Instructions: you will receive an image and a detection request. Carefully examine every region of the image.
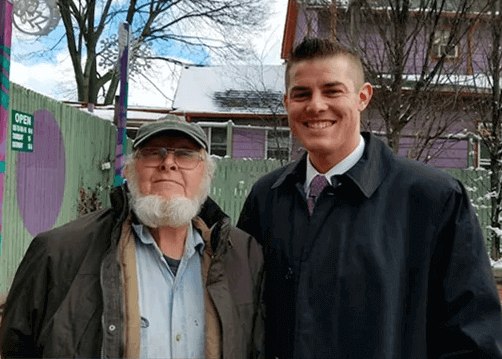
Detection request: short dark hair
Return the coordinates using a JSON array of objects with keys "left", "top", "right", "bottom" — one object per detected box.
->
[{"left": 285, "top": 37, "right": 365, "bottom": 90}]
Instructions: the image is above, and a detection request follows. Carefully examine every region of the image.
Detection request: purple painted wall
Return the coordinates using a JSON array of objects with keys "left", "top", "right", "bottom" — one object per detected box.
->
[
  {"left": 293, "top": 5, "right": 492, "bottom": 169},
  {"left": 16, "top": 110, "right": 65, "bottom": 236},
  {"left": 397, "top": 137, "right": 468, "bottom": 168},
  {"left": 471, "top": 23, "right": 493, "bottom": 74},
  {"left": 232, "top": 128, "right": 266, "bottom": 158},
  {"left": 363, "top": 108, "right": 474, "bottom": 168},
  {"left": 297, "top": 6, "right": 484, "bottom": 77}
]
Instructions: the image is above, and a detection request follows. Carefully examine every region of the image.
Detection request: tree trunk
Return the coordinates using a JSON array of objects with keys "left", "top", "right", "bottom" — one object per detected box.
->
[
  {"left": 104, "top": 72, "right": 120, "bottom": 106},
  {"left": 387, "top": 129, "right": 401, "bottom": 154},
  {"left": 490, "top": 165, "right": 501, "bottom": 260},
  {"left": 89, "top": 58, "right": 98, "bottom": 104},
  {"left": 490, "top": 0, "right": 502, "bottom": 260}
]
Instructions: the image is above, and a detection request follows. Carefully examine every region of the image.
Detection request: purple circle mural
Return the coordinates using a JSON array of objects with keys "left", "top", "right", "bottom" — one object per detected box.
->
[{"left": 16, "top": 110, "right": 66, "bottom": 236}]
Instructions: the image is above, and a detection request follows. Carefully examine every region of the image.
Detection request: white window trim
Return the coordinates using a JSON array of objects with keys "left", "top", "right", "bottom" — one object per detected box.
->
[
  {"left": 265, "top": 128, "right": 292, "bottom": 161},
  {"left": 205, "top": 126, "right": 228, "bottom": 157},
  {"left": 199, "top": 121, "right": 291, "bottom": 160},
  {"left": 432, "top": 29, "right": 459, "bottom": 60},
  {"left": 477, "top": 122, "right": 492, "bottom": 168}
]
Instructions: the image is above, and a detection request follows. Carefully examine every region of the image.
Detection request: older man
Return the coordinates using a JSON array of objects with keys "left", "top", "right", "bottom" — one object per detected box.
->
[{"left": 0, "top": 116, "right": 265, "bottom": 358}]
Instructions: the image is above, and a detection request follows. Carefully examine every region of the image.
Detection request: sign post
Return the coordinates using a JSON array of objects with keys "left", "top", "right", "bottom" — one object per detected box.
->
[
  {"left": 0, "top": 0, "right": 13, "bottom": 255},
  {"left": 114, "top": 22, "right": 131, "bottom": 187}
]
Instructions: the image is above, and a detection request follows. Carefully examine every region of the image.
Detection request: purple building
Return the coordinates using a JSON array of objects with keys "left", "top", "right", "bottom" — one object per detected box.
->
[
  {"left": 171, "top": 65, "right": 304, "bottom": 162},
  {"left": 173, "top": 0, "right": 495, "bottom": 169},
  {"left": 282, "top": 0, "right": 494, "bottom": 169}
]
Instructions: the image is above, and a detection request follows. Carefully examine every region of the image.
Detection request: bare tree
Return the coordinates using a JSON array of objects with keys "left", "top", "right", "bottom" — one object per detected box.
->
[
  {"left": 220, "top": 60, "right": 290, "bottom": 164},
  {"left": 461, "top": 0, "right": 502, "bottom": 259},
  {"left": 332, "top": 0, "right": 487, "bottom": 155},
  {"left": 54, "top": 0, "right": 269, "bottom": 105},
  {"left": 292, "top": 0, "right": 485, "bottom": 161}
]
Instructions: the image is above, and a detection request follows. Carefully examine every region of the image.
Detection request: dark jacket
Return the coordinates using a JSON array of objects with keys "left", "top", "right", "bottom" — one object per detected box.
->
[
  {"left": 238, "top": 132, "right": 502, "bottom": 359},
  {"left": 0, "top": 184, "right": 265, "bottom": 358}
]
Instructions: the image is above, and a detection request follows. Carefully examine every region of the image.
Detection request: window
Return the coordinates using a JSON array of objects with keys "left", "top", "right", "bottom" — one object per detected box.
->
[
  {"left": 207, "top": 127, "right": 227, "bottom": 157},
  {"left": 266, "top": 129, "right": 290, "bottom": 161},
  {"left": 478, "top": 141, "right": 490, "bottom": 168},
  {"left": 477, "top": 122, "right": 493, "bottom": 169},
  {"left": 432, "top": 29, "right": 459, "bottom": 60}
]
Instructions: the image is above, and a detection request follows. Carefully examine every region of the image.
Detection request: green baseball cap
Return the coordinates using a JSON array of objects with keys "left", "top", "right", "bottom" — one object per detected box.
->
[{"left": 133, "top": 114, "right": 208, "bottom": 149}]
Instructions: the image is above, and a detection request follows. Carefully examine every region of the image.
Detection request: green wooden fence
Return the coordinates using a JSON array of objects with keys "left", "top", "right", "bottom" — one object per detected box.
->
[{"left": 210, "top": 158, "right": 283, "bottom": 224}]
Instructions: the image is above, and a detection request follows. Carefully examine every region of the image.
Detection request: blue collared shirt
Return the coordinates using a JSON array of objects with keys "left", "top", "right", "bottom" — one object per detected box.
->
[{"left": 132, "top": 221, "right": 206, "bottom": 359}]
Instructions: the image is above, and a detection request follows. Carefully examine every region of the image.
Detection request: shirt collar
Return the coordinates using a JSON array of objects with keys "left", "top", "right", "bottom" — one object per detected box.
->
[
  {"left": 304, "top": 134, "right": 365, "bottom": 193},
  {"left": 132, "top": 220, "right": 205, "bottom": 257},
  {"left": 272, "top": 132, "right": 392, "bottom": 199}
]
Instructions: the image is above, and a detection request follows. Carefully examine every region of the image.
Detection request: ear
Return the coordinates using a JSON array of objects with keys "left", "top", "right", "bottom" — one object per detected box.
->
[
  {"left": 283, "top": 93, "right": 290, "bottom": 112},
  {"left": 358, "top": 83, "right": 373, "bottom": 112}
]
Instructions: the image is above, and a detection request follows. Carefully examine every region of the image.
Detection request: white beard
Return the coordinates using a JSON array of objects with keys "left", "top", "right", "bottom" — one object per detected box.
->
[
  {"left": 126, "top": 166, "right": 210, "bottom": 228},
  {"left": 129, "top": 194, "right": 202, "bottom": 228}
]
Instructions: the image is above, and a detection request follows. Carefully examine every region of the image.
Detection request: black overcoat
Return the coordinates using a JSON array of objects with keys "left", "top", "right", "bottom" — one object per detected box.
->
[{"left": 238, "top": 132, "right": 502, "bottom": 359}]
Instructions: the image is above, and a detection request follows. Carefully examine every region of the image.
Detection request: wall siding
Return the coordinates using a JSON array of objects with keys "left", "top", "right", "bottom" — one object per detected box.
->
[
  {"left": 1, "top": 84, "right": 132, "bottom": 295},
  {"left": 232, "top": 128, "right": 266, "bottom": 158}
]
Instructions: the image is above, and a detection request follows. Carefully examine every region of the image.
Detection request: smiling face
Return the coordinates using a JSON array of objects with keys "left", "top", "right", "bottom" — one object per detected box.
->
[
  {"left": 134, "top": 134, "right": 205, "bottom": 201},
  {"left": 284, "top": 55, "right": 372, "bottom": 173}
]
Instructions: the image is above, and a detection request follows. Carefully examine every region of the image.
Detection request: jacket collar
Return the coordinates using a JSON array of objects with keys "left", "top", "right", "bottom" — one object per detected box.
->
[
  {"left": 271, "top": 132, "right": 392, "bottom": 198},
  {"left": 196, "top": 197, "right": 232, "bottom": 256},
  {"left": 110, "top": 183, "right": 138, "bottom": 214},
  {"left": 271, "top": 153, "right": 307, "bottom": 190},
  {"left": 344, "top": 132, "right": 393, "bottom": 198},
  {"left": 197, "top": 196, "right": 230, "bottom": 229}
]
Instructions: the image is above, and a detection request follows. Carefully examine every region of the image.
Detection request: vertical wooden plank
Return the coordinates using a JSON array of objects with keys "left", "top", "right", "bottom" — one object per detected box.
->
[{"left": 209, "top": 157, "right": 283, "bottom": 224}]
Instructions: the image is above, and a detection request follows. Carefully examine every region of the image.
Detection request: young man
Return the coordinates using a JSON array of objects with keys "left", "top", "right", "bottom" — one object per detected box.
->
[
  {"left": 238, "top": 38, "right": 502, "bottom": 358},
  {"left": 0, "top": 116, "right": 265, "bottom": 358}
]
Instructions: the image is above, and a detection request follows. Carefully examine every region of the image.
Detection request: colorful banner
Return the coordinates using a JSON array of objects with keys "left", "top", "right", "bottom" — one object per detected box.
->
[
  {"left": 114, "top": 22, "right": 131, "bottom": 187},
  {"left": 0, "top": 0, "right": 13, "bottom": 254}
]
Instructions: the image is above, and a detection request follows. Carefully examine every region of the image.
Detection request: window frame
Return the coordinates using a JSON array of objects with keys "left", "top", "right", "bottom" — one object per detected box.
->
[
  {"left": 476, "top": 121, "right": 493, "bottom": 169},
  {"left": 431, "top": 28, "right": 460, "bottom": 62},
  {"left": 206, "top": 127, "right": 228, "bottom": 157},
  {"left": 265, "top": 128, "right": 291, "bottom": 161}
]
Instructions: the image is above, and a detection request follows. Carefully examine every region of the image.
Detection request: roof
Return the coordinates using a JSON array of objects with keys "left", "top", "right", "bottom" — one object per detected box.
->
[
  {"left": 63, "top": 101, "right": 171, "bottom": 130},
  {"left": 172, "top": 65, "right": 287, "bottom": 115},
  {"left": 297, "top": 0, "right": 349, "bottom": 7},
  {"left": 297, "top": 0, "right": 489, "bottom": 12}
]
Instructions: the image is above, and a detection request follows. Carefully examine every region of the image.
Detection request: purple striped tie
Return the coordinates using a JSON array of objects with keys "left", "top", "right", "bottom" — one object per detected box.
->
[{"left": 308, "top": 175, "right": 328, "bottom": 215}]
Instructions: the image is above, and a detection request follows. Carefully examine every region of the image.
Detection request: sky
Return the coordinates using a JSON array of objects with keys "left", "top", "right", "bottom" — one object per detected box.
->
[{"left": 8, "top": 0, "right": 289, "bottom": 109}]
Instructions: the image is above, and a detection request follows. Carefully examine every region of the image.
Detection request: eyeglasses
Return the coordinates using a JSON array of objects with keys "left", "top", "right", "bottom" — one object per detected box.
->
[{"left": 135, "top": 147, "right": 204, "bottom": 169}]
